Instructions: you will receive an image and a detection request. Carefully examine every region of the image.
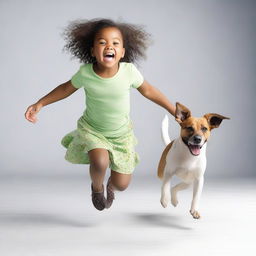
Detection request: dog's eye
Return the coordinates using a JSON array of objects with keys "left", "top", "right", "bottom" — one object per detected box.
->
[
  {"left": 201, "top": 127, "right": 208, "bottom": 132},
  {"left": 186, "top": 127, "right": 194, "bottom": 132}
]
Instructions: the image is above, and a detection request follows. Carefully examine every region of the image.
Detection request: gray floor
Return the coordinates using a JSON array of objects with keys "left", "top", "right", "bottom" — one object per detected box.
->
[{"left": 0, "top": 174, "right": 255, "bottom": 256}]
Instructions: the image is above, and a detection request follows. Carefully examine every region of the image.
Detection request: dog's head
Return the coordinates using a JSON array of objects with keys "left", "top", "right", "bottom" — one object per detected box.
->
[{"left": 175, "top": 102, "right": 230, "bottom": 156}]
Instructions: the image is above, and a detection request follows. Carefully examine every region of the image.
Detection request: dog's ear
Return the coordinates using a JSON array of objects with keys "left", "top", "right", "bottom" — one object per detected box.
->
[
  {"left": 204, "top": 113, "right": 230, "bottom": 130},
  {"left": 175, "top": 102, "right": 191, "bottom": 124}
]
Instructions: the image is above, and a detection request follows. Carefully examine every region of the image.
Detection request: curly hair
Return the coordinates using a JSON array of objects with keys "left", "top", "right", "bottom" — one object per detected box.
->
[{"left": 62, "top": 18, "right": 151, "bottom": 64}]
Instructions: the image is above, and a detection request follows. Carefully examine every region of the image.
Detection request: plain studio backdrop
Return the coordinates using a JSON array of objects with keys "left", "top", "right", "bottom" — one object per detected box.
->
[
  {"left": 1, "top": 0, "right": 255, "bottom": 179},
  {"left": 0, "top": 0, "right": 255, "bottom": 256}
]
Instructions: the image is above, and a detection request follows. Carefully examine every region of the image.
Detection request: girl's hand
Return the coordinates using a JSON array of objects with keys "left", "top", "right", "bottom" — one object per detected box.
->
[{"left": 25, "top": 103, "right": 43, "bottom": 123}]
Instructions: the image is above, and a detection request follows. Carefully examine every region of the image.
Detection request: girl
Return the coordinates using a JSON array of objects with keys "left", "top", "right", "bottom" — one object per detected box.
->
[{"left": 25, "top": 18, "right": 176, "bottom": 211}]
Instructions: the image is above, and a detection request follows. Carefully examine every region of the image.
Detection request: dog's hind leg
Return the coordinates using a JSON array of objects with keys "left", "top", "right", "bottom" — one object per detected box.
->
[
  {"left": 160, "top": 171, "right": 174, "bottom": 208},
  {"left": 171, "top": 182, "right": 191, "bottom": 207}
]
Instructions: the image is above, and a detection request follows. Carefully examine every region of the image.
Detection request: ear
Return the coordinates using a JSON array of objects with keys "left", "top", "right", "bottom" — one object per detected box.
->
[
  {"left": 91, "top": 47, "right": 94, "bottom": 57},
  {"left": 121, "top": 47, "right": 125, "bottom": 58},
  {"left": 204, "top": 113, "right": 230, "bottom": 130},
  {"left": 175, "top": 102, "right": 192, "bottom": 124}
]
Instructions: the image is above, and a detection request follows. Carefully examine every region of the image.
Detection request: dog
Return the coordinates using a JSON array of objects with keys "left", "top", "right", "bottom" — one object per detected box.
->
[{"left": 158, "top": 102, "right": 229, "bottom": 219}]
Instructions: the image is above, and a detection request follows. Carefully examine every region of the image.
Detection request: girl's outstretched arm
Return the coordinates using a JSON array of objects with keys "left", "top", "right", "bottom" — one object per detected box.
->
[
  {"left": 137, "top": 80, "right": 176, "bottom": 116},
  {"left": 25, "top": 80, "right": 78, "bottom": 123}
]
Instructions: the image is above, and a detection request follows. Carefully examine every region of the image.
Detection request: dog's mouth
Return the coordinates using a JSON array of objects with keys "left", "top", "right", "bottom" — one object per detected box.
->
[
  {"left": 188, "top": 143, "right": 202, "bottom": 156},
  {"left": 182, "top": 139, "right": 203, "bottom": 156}
]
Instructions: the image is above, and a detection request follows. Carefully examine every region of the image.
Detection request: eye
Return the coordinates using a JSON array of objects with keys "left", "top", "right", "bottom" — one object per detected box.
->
[
  {"left": 186, "top": 127, "right": 194, "bottom": 133},
  {"left": 113, "top": 41, "right": 120, "bottom": 45},
  {"left": 99, "top": 41, "right": 106, "bottom": 45},
  {"left": 201, "top": 127, "right": 208, "bottom": 132}
]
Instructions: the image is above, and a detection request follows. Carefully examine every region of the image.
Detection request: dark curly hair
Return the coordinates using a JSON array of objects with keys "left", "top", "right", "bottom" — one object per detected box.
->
[{"left": 62, "top": 18, "right": 151, "bottom": 64}]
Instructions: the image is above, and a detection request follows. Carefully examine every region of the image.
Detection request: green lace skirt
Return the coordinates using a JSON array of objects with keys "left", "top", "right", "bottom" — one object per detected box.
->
[{"left": 61, "top": 117, "right": 140, "bottom": 174}]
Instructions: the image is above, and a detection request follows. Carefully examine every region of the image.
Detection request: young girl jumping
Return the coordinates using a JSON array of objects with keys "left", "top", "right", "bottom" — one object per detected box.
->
[{"left": 25, "top": 18, "right": 176, "bottom": 211}]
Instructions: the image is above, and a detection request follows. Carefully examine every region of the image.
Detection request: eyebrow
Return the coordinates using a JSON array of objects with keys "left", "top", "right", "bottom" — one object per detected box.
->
[{"left": 97, "top": 37, "right": 121, "bottom": 41}]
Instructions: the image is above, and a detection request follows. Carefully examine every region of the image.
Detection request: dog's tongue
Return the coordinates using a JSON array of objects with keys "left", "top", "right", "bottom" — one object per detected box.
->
[{"left": 190, "top": 145, "right": 200, "bottom": 156}]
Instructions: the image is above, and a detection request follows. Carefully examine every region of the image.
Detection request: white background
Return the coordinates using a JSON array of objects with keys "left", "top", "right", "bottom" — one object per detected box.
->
[
  {"left": 0, "top": 1, "right": 255, "bottom": 255},
  {"left": 1, "top": 0, "right": 255, "bottom": 178}
]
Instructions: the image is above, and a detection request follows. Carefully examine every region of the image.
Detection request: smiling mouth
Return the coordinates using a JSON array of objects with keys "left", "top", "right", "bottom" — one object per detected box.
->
[
  {"left": 187, "top": 143, "right": 202, "bottom": 156},
  {"left": 182, "top": 139, "right": 203, "bottom": 156},
  {"left": 103, "top": 53, "right": 115, "bottom": 62}
]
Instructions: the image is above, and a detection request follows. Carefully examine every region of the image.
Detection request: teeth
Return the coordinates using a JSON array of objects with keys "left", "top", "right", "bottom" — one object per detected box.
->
[
  {"left": 105, "top": 53, "right": 114, "bottom": 57},
  {"left": 189, "top": 143, "right": 200, "bottom": 148}
]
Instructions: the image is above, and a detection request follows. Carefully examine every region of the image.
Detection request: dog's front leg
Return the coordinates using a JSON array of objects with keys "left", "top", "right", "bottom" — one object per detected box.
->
[
  {"left": 190, "top": 177, "right": 204, "bottom": 219},
  {"left": 160, "top": 171, "right": 173, "bottom": 208}
]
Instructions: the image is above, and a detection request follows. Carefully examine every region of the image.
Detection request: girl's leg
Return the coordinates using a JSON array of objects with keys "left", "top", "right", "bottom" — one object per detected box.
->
[
  {"left": 105, "top": 170, "right": 132, "bottom": 209},
  {"left": 88, "top": 148, "right": 109, "bottom": 192},
  {"left": 88, "top": 148, "right": 109, "bottom": 211},
  {"left": 110, "top": 170, "right": 132, "bottom": 191}
]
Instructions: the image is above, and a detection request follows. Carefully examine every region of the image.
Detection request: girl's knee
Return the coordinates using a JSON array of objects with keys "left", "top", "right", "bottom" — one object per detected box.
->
[
  {"left": 110, "top": 171, "right": 132, "bottom": 191},
  {"left": 112, "top": 180, "right": 130, "bottom": 191},
  {"left": 91, "top": 160, "right": 108, "bottom": 172},
  {"left": 88, "top": 149, "right": 109, "bottom": 171}
]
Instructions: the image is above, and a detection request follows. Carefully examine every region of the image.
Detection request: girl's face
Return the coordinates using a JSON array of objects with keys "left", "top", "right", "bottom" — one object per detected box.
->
[{"left": 91, "top": 27, "right": 125, "bottom": 69}]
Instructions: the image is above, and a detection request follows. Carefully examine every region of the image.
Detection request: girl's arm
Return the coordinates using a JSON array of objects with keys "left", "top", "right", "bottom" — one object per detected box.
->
[
  {"left": 137, "top": 80, "right": 176, "bottom": 116},
  {"left": 25, "top": 80, "right": 78, "bottom": 123}
]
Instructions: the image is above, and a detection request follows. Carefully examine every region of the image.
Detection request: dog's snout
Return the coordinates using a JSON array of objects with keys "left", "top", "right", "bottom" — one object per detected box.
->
[{"left": 193, "top": 135, "right": 202, "bottom": 144}]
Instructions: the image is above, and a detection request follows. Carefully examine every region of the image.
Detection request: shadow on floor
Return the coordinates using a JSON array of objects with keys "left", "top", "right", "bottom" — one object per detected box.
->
[
  {"left": 0, "top": 211, "right": 92, "bottom": 228},
  {"left": 129, "top": 212, "right": 193, "bottom": 230}
]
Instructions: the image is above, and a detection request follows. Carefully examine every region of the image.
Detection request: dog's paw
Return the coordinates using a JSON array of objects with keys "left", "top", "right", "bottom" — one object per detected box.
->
[
  {"left": 171, "top": 197, "right": 178, "bottom": 207},
  {"left": 160, "top": 196, "right": 169, "bottom": 208},
  {"left": 190, "top": 209, "right": 201, "bottom": 219},
  {"left": 171, "top": 188, "right": 178, "bottom": 207}
]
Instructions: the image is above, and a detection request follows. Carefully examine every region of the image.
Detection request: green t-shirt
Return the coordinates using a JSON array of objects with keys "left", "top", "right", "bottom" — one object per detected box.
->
[{"left": 71, "top": 62, "right": 144, "bottom": 137}]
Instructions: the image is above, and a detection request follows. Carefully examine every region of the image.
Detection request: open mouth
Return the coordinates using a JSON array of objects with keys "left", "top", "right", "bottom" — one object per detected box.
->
[
  {"left": 103, "top": 52, "right": 115, "bottom": 62},
  {"left": 187, "top": 143, "right": 202, "bottom": 156}
]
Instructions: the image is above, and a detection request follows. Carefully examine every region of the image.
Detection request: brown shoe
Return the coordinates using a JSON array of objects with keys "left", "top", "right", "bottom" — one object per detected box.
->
[
  {"left": 91, "top": 184, "right": 106, "bottom": 211},
  {"left": 105, "top": 177, "right": 115, "bottom": 209}
]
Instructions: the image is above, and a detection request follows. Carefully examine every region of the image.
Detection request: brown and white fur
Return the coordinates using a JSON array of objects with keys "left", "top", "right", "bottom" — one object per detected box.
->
[{"left": 158, "top": 102, "right": 229, "bottom": 219}]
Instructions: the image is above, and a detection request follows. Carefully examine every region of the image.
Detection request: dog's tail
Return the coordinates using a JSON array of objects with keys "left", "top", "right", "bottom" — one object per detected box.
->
[
  {"left": 161, "top": 114, "right": 171, "bottom": 146},
  {"left": 158, "top": 115, "right": 172, "bottom": 179}
]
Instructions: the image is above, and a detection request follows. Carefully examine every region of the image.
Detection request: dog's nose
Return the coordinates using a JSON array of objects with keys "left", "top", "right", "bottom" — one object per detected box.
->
[{"left": 193, "top": 135, "right": 202, "bottom": 144}]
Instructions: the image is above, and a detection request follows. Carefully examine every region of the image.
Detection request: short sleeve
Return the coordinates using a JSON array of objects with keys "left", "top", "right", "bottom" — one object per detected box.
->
[
  {"left": 71, "top": 65, "right": 86, "bottom": 89},
  {"left": 130, "top": 64, "right": 144, "bottom": 89}
]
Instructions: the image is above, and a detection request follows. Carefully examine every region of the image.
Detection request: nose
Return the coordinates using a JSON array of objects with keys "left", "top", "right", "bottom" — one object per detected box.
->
[
  {"left": 106, "top": 45, "right": 113, "bottom": 50},
  {"left": 193, "top": 135, "right": 202, "bottom": 144}
]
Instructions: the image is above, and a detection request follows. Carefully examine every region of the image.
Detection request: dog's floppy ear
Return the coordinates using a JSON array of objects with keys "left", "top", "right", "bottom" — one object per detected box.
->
[
  {"left": 204, "top": 113, "right": 230, "bottom": 130},
  {"left": 175, "top": 102, "right": 191, "bottom": 124}
]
